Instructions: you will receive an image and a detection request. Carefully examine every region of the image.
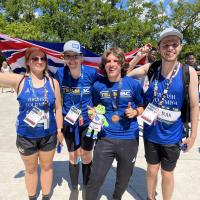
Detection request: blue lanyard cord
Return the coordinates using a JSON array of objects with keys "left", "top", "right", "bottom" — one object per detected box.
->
[
  {"left": 108, "top": 78, "right": 123, "bottom": 112},
  {"left": 28, "top": 75, "right": 48, "bottom": 111},
  {"left": 68, "top": 65, "right": 84, "bottom": 110},
  {"left": 153, "top": 63, "right": 178, "bottom": 107}
]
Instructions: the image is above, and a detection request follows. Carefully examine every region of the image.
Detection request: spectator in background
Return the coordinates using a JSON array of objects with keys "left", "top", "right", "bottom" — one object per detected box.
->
[
  {"left": 1, "top": 61, "right": 14, "bottom": 93},
  {"left": 148, "top": 47, "right": 157, "bottom": 63},
  {"left": 185, "top": 52, "right": 200, "bottom": 71}
]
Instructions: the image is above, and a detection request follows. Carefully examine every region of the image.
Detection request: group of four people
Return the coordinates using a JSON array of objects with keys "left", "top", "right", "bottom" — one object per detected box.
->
[{"left": 0, "top": 27, "right": 199, "bottom": 200}]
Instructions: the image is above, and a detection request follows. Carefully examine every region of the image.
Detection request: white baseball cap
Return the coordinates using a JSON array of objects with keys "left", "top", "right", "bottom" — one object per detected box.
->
[
  {"left": 63, "top": 40, "right": 82, "bottom": 53},
  {"left": 158, "top": 27, "right": 183, "bottom": 43}
]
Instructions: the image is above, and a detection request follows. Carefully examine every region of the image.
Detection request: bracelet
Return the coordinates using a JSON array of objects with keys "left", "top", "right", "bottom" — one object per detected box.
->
[{"left": 57, "top": 128, "right": 63, "bottom": 133}]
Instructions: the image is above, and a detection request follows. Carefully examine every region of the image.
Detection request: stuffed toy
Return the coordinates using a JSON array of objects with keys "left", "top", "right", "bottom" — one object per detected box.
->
[{"left": 86, "top": 104, "right": 109, "bottom": 139}]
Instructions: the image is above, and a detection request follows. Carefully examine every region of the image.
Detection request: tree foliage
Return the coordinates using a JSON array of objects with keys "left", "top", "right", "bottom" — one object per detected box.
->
[{"left": 0, "top": 0, "right": 199, "bottom": 60}]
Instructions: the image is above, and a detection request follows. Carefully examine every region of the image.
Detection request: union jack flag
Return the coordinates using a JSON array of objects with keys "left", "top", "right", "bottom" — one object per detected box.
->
[{"left": 0, "top": 33, "right": 146, "bottom": 74}]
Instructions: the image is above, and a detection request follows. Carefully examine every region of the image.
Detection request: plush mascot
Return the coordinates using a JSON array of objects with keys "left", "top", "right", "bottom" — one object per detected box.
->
[{"left": 86, "top": 105, "right": 109, "bottom": 139}]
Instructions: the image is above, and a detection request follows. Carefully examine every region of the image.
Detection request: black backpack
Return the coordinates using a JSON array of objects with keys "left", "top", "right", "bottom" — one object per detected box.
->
[{"left": 147, "top": 60, "right": 190, "bottom": 137}]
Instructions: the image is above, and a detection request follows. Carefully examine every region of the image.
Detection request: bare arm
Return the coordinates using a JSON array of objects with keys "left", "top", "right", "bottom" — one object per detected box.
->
[
  {"left": 0, "top": 72, "right": 23, "bottom": 91},
  {"left": 127, "top": 63, "right": 151, "bottom": 79},
  {"left": 184, "top": 67, "right": 199, "bottom": 151},
  {"left": 53, "top": 78, "right": 64, "bottom": 144}
]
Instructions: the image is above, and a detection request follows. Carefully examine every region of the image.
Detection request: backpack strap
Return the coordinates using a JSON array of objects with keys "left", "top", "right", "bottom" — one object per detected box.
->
[
  {"left": 181, "top": 64, "right": 190, "bottom": 137},
  {"left": 147, "top": 60, "right": 162, "bottom": 83}
]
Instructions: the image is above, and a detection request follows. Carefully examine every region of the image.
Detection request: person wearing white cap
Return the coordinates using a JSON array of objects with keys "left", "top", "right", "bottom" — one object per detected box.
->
[
  {"left": 127, "top": 27, "right": 199, "bottom": 200},
  {"left": 55, "top": 40, "right": 101, "bottom": 200}
]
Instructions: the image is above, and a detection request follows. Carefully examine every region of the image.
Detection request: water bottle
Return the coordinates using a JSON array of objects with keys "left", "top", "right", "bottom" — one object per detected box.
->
[{"left": 57, "top": 143, "right": 62, "bottom": 153}]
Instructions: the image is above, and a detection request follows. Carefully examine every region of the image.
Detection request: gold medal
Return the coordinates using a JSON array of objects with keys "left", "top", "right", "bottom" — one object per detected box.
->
[{"left": 112, "top": 114, "right": 120, "bottom": 123}]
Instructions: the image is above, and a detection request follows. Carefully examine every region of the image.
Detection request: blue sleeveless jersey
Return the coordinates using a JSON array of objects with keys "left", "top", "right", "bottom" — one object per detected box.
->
[
  {"left": 55, "top": 65, "right": 99, "bottom": 126},
  {"left": 143, "top": 64, "right": 185, "bottom": 144},
  {"left": 92, "top": 76, "right": 144, "bottom": 139},
  {"left": 16, "top": 77, "right": 56, "bottom": 138}
]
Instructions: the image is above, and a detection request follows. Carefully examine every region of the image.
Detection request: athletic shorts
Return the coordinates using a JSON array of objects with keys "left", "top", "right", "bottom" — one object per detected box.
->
[
  {"left": 144, "top": 139, "right": 180, "bottom": 172},
  {"left": 16, "top": 134, "right": 57, "bottom": 156},
  {"left": 63, "top": 125, "right": 94, "bottom": 152}
]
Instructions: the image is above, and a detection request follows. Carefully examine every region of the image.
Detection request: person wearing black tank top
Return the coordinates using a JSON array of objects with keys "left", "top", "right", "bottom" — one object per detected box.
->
[{"left": 0, "top": 47, "right": 63, "bottom": 200}]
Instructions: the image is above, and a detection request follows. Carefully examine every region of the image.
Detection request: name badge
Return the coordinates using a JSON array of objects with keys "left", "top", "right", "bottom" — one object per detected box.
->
[
  {"left": 24, "top": 106, "right": 44, "bottom": 128},
  {"left": 64, "top": 106, "right": 81, "bottom": 125},
  {"left": 43, "top": 112, "right": 49, "bottom": 130},
  {"left": 141, "top": 103, "right": 160, "bottom": 125}
]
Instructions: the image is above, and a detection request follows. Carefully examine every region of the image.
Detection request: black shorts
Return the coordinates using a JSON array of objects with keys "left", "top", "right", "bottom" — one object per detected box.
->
[
  {"left": 16, "top": 134, "right": 57, "bottom": 156},
  {"left": 144, "top": 139, "right": 180, "bottom": 172},
  {"left": 63, "top": 125, "right": 94, "bottom": 152}
]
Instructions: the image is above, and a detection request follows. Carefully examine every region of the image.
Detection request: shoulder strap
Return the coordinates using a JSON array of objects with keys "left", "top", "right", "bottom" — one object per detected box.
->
[
  {"left": 17, "top": 75, "right": 26, "bottom": 95},
  {"left": 147, "top": 60, "right": 162, "bottom": 83},
  {"left": 50, "top": 76, "right": 55, "bottom": 92},
  {"left": 181, "top": 64, "right": 190, "bottom": 137}
]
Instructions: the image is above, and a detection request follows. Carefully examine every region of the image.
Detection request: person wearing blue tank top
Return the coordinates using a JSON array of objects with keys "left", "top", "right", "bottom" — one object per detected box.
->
[
  {"left": 128, "top": 28, "right": 199, "bottom": 200},
  {"left": 85, "top": 47, "right": 144, "bottom": 200},
  {"left": 55, "top": 40, "right": 101, "bottom": 200},
  {"left": 0, "top": 47, "right": 63, "bottom": 200}
]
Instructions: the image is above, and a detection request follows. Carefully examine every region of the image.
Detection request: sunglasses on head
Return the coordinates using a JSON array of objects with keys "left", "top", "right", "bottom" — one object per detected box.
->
[{"left": 31, "top": 56, "right": 47, "bottom": 62}]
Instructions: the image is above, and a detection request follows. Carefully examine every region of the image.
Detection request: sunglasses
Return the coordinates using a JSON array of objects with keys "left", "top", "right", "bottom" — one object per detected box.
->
[
  {"left": 31, "top": 57, "right": 47, "bottom": 62},
  {"left": 64, "top": 54, "right": 82, "bottom": 60}
]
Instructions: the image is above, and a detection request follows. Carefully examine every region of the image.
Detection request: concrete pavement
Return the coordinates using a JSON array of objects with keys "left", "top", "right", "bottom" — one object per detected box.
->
[{"left": 0, "top": 92, "right": 199, "bottom": 200}]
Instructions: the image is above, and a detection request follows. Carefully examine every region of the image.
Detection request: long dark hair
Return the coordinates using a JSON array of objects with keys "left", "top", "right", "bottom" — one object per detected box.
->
[{"left": 99, "top": 47, "right": 128, "bottom": 77}]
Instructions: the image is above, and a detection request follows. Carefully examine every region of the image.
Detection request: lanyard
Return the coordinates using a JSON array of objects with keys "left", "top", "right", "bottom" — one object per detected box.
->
[
  {"left": 108, "top": 79, "right": 123, "bottom": 112},
  {"left": 68, "top": 65, "right": 84, "bottom": 110},
  {"left": 29, "top": 75, "right": 48, "bottom": 111},
  {"left": 153, "top": 63, "right": 178, "bottom": 107}
]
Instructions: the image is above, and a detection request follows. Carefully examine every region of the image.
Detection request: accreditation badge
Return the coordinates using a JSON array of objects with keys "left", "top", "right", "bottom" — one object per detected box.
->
[
  {"left": 24, "top": 106, "right": 44, "bottom": 128},
  {"left": 141, "top": 103, "right": 160, "bottom": 125},
  {"left": 64, "top": 106, "right": 81, "bottom": 125},
  {"left": 43, "top": 112, "right": 49, "bottom": 130}
]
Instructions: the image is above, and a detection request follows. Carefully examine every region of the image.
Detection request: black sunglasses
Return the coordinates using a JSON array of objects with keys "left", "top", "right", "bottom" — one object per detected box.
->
[{"left": 31, "top": 57, "right": 47, "bottom": 62}]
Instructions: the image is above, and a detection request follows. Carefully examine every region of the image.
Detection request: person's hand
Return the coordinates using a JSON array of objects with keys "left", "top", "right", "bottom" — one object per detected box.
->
[
  {"left": 87, "top": 105, "right": 95, "bottom": 120},
  {"left": 136, "top": 43, "right": 152, "bottom": 59},
  {"left": 181, "top": 135, "right": 196, "bottom": 152},
  {"left": 124, "top": 102, "right": 138, "bottom": 119},
  {"left": 57, "top": 131, "right": 64, "bottom": 145}
]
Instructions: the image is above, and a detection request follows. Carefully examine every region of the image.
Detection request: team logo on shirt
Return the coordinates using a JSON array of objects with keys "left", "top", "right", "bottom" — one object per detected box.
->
[
  {"left": 100, "top": 90, "right": 131, "bottom": 99},
  {"left": 62, "top": 86, "right": 90, "bottom": 95}
]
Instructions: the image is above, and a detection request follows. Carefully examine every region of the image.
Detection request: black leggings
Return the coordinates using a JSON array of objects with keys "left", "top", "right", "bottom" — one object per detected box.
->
[{"left": 86, "top": 137, "right": 139, "bottom": 200}]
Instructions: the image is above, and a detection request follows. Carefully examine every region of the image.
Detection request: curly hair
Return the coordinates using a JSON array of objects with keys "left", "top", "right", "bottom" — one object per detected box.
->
[{"left": 99, "top": 47, "right": 128, "bottom": 77}]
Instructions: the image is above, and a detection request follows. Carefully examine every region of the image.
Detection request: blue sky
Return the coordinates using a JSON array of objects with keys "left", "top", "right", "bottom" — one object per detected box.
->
[{"left": 118, "top": 0, "right": 196, "bottom": 16}]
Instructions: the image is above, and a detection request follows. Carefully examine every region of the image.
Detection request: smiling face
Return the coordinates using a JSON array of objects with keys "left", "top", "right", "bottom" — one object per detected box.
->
[
  {"left": 104, "top": 53, "right": 122, "bottom": 82},
  {"left": 64, "top": 51, "right": 83, "bottom": 69},
  {"left": 25, "top": 48, "right": 47, "bottom": 74},
  {"left": 158, "top": 36, "right": 182, "bottom": 62}
]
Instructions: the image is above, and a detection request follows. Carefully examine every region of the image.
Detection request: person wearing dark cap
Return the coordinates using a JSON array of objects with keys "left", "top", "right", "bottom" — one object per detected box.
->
[
  {"left": 127, "top": 27, "right": 199, "bottom": 200},
  {"left": 55, "top": 40, "right": 101, "bottom": 200}
]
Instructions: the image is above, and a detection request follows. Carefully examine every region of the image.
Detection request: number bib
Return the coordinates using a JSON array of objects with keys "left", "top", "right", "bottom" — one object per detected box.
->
[
  {"left": 24, "top": 106, "right": 44, "bottom": 128},
  {"left": 141, "top": 103, "right": 160, "bottom": 125},
  {"left": 64, "top": 106, "right": 81, "bottom": 125}
]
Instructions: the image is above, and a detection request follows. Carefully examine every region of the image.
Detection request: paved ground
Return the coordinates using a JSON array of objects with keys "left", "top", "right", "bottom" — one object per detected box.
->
[{"left": 0, "top": 92, "right": 199, "bottom": 200}]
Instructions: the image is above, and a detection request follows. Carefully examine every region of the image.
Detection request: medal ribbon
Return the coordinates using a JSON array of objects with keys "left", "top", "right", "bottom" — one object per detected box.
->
[{"left": 108, "top": 78, "right": 123, "bottom": 114}]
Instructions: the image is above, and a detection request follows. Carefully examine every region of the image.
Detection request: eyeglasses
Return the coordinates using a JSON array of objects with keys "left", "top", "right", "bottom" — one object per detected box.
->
[
  {"left": 31, "top": 57, "right": 47, "bottom": 62},
  {"left": 64, "top": 54, "right": 81, "bottom": 60},
  {"left": 160, "top": 43, "right": 180, "bottom": 49}
]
